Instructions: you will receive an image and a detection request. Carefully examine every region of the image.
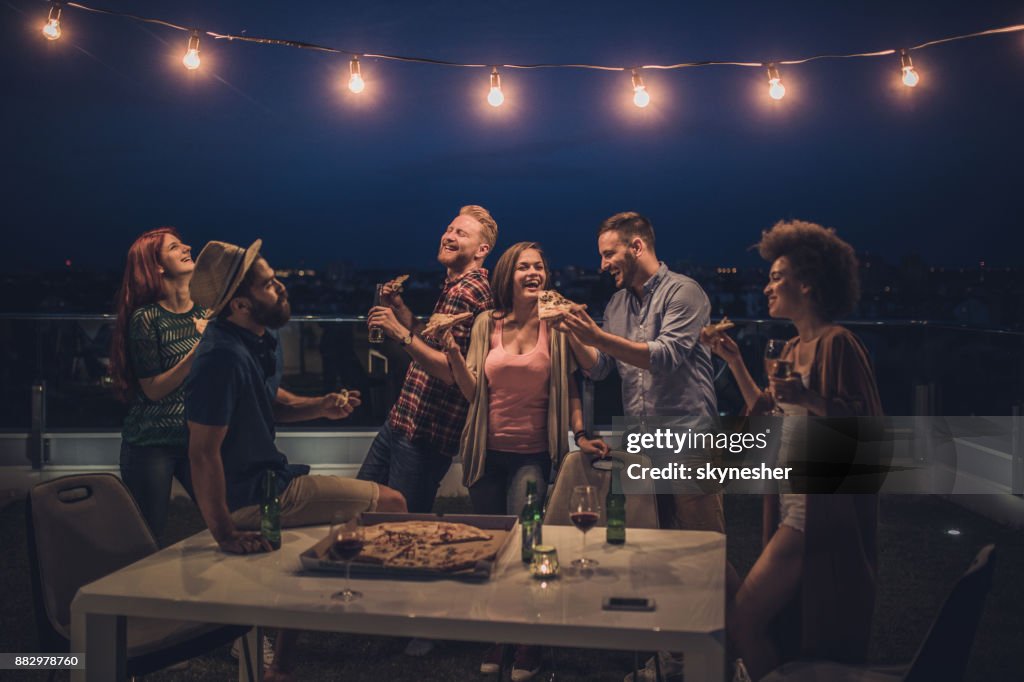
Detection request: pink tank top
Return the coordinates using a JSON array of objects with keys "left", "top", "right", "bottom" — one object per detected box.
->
[{"left": 484, "top": 317, "right": 551, "bottom": 453}]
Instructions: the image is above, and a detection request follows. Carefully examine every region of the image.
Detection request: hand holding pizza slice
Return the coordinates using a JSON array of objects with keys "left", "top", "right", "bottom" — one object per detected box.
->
[
  {"left": 537, "top": 290, "right": 587, "bottom": 321},
  {"left": 421, "top": 311, "right": 474, "bottom": 340},
  {"left": 700, "top": 316, "right": 736, "bottom": 346}
]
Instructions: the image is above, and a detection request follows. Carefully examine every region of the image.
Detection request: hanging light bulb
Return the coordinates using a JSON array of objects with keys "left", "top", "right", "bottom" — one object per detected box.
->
[
  {"left": 348, "top": 56, "right": 365, "bottom": 93},
  {"left": 487, "top": 67, "right": 505, "bottom": 107},
  {"left": 42, "top": 4, "right": 62, "bottom": 41},
  {"left": 900, "top": 49, "right": 919, "bottom": 88},
  {"left": 631, "top": 69, "right": 650, "bottom": 108},
  {"left": 182, "top": 30, "right": 201, "bottom": 71},
  {"left": 766, "top": 65, "right": 786, "bottom": 100}
]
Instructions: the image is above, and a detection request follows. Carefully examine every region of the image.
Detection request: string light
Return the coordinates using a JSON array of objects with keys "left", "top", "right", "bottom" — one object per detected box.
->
[
  {"left": 348, "top": 56, "right": 365, "bottom": 93},
  {"left": 182, "top": 30, "right": 201, "bottom": 70},
  {"left": 900, "top": 49, "right": 920, "bottom": 87},
  {"left": 766, "top": 64, "right": 786, "bottom": 100},
  {"left": 487, "top": 67, "right": 504, "bottom": 107},
  {"left": 42, "top": 3, "right": 62, "bottom": 41},
  {"left": 631, "top": 69, "right": 650, "bottom": 108}
]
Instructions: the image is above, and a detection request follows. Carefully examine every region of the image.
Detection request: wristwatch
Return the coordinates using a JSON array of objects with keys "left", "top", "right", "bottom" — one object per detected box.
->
[
  {"left": 400, "top": 332, "right": 414, "bottom": 346},
  {"left": 574, "top": 430, "right": 590, "bottom": 442}
]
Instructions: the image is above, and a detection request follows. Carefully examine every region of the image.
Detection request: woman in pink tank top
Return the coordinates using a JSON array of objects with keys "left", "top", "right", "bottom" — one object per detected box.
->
[{"left": 439, "top": 242, "right": 606, "bottom": 680}]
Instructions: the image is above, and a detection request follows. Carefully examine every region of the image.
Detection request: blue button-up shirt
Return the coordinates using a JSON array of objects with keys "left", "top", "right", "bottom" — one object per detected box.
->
[
  {"left": 185, "top": 319, "right": 309, "bottom": 511},
  {"left": 588, "top": 263, "right": 717, "bottom": 419}
]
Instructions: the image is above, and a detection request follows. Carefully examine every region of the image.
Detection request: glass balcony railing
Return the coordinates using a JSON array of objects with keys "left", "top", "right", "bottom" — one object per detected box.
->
[{"left": 1, "top": 315, "right": 1023, "bottom": 435}]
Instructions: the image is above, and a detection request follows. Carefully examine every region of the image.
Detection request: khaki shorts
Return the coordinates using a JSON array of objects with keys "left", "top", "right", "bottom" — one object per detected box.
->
[
  {"left": 231, "top": 475, "right": 380, "bottom": 530},
  {"left": 657, "top": 492, "right": 725, "bottom": 533}
]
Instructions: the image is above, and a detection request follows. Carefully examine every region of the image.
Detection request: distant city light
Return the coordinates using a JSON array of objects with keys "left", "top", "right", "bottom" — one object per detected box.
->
[
  {"left": 487, "top": 67, "right": 504, "bottom": 107},
  {"left": 182, "top": 31, "right": 201, "bottom": 71},
  {"left": 946, "top": 528, "right": 962, "bottom": 536}
]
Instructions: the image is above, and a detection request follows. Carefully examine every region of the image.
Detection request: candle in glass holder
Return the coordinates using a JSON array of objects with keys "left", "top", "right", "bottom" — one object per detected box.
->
[{"left": 529, "top": 545, "right": 559, "bottom": 579}]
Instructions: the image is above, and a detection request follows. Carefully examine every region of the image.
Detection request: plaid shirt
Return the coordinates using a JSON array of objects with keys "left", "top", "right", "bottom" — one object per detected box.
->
[{"left": 387, "top": 268, "right": 492, "bottom": 457}]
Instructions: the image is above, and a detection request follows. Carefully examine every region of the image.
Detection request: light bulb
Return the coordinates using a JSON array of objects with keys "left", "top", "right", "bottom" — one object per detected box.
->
[
  {"left": 900, "top": 50, "right": 919, "bottom": 88},
  {"left": 631, "top": 70, "right": 650, "bottom": 108},
  {"left": 488, "top": 67, "right": 504, "bottom": 107},
  {"left": 42, "top": 6, "right": 61, "bottom": 41},
  {"left": 348, "top": 56, "right": 365, "bottom": 93},
  {"left": 43, "top": 18, "right": 61, "bottom": 40},
  {"left": 183, "top": 31, "right": 201, "bottom": 71},
  {"left": 766, "top": 65, "right": 785, "bottom": 100}
]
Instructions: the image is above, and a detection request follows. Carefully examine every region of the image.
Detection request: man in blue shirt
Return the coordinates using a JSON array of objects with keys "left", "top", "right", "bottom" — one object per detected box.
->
[
  {"left": 559, "top": 212, "right": 723, "bottom": 533},
  {"left": 186, "top": 239, "right": 406, "bottom": 556}
]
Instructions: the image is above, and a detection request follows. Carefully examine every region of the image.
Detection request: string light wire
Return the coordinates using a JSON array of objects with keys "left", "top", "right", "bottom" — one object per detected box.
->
[{"left": 47, "top": 3, "right": 1024, "bottom": 79}]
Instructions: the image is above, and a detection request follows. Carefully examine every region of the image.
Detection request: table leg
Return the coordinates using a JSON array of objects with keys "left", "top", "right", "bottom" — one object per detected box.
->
[
  {"left": 70, "top": 610, "right": 125, "bottom": 682},
  {"left": 239, "top": 626, "right": 264, "bottom": 682}
]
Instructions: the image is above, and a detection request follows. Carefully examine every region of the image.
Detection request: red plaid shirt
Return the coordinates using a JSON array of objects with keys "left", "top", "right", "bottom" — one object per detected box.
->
[{"left": 387, "top": 268, "right": 492, "bottom": 457}]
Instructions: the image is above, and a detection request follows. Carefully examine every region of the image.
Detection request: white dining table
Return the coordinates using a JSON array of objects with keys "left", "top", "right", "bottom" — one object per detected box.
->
[{"left": 71, "top": 524, "right": 725, "bottom": 681}]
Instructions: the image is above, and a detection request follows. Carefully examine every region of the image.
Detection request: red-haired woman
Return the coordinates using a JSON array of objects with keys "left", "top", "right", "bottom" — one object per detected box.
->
[{"left": 110, "top": 227, "right": 207, "bottom": 539}]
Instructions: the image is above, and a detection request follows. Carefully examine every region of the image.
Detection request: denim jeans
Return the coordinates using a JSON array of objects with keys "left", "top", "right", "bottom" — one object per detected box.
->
[
  {"left": 356, "top": 422, "right": 452, "bottom": 513},
  {"left": 119, "top": 441, "right": 193, "bottom": 539},
  {"left": 468, "top": 450, "right": 550, "bottom": 516}
]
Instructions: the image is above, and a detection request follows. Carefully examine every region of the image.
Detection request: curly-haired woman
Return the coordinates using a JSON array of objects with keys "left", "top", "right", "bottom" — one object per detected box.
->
[
  {"left": 109, "top": 227, "right": 207, "bottom": 539},
  {"left": 707, "top": 220, "right": 883, "bottom": 680}
]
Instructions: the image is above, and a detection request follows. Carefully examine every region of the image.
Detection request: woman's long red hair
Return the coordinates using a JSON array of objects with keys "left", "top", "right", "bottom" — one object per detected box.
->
[{"left": 109, "top": 227, "right": 179, "bottom": 402}]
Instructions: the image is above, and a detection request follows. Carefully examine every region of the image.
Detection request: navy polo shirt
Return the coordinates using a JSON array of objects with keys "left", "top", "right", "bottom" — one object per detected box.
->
[{"left": 185, "top": 319, "right": 309, "bottom": 511}]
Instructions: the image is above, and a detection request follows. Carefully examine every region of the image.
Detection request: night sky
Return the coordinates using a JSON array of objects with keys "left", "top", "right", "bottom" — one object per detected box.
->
[{"left": 3, "top": 0, "right": 1023, "bottom": 271}]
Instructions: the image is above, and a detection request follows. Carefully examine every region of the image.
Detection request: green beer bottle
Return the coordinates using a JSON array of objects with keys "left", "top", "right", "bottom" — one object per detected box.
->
[
  {"left": 520, "top": 480, "right": 543, "bottom": 563},
  {"left": 606, "top": 463, "right": 626, "bottom": 545},
  {"left": 261, "top": 470, "right": 281, "bottom": 550}
]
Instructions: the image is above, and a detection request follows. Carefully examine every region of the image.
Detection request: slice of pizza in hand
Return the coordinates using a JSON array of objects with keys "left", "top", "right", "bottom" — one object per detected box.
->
[
  {"left": 386, "top": 274, "right": 410, "bottom": 293},
  {"left": 422, "top": 311, "right": 474, "bottom": 339},
  {"left": 700, "top": 316, "right": 736, "bottom": 345},
  {"left": 538, "top": 290, "right": 587, "bottom": 321}
]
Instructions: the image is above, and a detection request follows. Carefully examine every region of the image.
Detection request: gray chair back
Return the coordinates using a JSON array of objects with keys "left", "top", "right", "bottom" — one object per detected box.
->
[
  {"left": 904, "top": 544, "right": 997, "bottom": 682},
  {"left": 28, "top": 474, "right": 157, "bottom": 638}
]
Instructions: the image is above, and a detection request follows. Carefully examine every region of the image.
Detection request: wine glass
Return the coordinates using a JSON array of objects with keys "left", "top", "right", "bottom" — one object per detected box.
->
[
  {"left": 329, "top": 513, "right": 365, "bottom": 602},
  {"left": 763, "top": 339, "right": 791, "bottom": 416},
  {"left": 568, "top": 485, "right": 601, "bottom": 570}
]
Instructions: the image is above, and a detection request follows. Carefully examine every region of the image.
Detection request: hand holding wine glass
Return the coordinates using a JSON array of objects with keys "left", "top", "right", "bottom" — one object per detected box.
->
[
  {"left": 763, "top": 339, "right": 792, "bottom": 416},
  {"left": 569, "top": 485, "right": 601, "bottom": 570},
  {"left": 329, "top": 513, "right": 365, "bottom": 602}
]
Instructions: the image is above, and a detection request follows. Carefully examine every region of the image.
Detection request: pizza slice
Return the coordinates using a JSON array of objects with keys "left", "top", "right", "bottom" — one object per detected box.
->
[
  {"left": 434, "top": 521, "right": 493, "bottom": 545},
  {"left": 422, "top": 311, "right": 474, "bottom": 339},
  {"left": 386, "top": 274, "right": 410, "bottom": 293},
  {"left": 537, "top": 290, "right": 587, "bottom": 321},
  {"left": 700, "top": 316, "right": 736, "bottom": 345}
]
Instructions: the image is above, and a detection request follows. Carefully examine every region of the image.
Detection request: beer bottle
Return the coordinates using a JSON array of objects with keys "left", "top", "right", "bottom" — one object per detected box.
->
[
  {"left": 261, "top": 470, "right": 282, "bottom": 550},
  {"left": 606, "top": 463, "right": 626, "bottom": 545},
  {"left": 520, "top": 480, "right": 543, "bottom": 563}
]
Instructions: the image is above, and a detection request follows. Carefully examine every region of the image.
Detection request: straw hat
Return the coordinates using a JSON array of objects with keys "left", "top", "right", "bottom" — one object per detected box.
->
[{"left": 190, "top": 239, "right": 263, "bottom": 317}]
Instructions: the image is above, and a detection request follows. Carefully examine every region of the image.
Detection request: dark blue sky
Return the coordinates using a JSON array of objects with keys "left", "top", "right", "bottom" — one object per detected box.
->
[{"left": 3, "top": 0, "right": 1023, "bottom": 271}]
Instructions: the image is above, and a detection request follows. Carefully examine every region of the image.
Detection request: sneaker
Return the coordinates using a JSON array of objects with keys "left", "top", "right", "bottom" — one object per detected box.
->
[
  {"left": 623, "top": 651, "right": 683, "bottom": 682},
  {"left": 511, "top": 645, "right": 543, "bottom": 682},
  {"left": 403, "top": 637, "right": 436, "bottom": 656},
  {"left": 480, "top": 643, "right": 506, "bottom": 674},
  {"left": 230, "top": 634, "right": 275, "bottom": 668}
]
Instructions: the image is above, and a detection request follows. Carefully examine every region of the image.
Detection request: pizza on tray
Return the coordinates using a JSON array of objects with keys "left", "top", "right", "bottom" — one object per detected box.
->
[
  {"left": 537, "top": 290, "right": 587, "bottom": 321},
  {"left": 342, "top": 520, "right": 495, "bottom": 572},
  {"left": 421, "top": 311, "right": 474, "bottom": 339}
]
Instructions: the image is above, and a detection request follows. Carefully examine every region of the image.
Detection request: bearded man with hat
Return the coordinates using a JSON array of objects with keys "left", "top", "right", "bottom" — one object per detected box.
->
[{"left": 185, "top": 239, "right": 407, "bottom": 555}]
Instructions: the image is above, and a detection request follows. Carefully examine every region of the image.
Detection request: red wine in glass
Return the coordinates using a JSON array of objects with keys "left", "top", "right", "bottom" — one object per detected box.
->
[
  {"left": 331, "top": 538, "right": 364, "bottom": 561},
  {"left": 570, "top": 511, "right": 600, "bottom": 533}
]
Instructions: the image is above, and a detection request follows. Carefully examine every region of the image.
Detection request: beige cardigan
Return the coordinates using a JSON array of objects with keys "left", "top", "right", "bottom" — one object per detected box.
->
[{"left": 459, "top": 311, "right": 577, "bottom": 488}]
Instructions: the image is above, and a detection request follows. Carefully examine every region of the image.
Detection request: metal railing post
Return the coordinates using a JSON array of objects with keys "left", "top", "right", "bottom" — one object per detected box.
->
[
  {"left": 29, "top": 381, "right": 48, "bottom": 470},
  {"left": 1012, "top": 402, "right": 1023, "bottom": 496}
]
